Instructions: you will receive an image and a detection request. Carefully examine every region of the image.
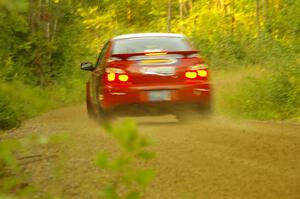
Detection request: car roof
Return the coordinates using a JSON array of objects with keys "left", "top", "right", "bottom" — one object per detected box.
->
[{"left": 112, "top": 33, "right": 185, "bottom": 40}]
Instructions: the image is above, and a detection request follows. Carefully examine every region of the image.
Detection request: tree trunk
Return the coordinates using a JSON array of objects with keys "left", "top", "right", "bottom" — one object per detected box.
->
[
  {"left": 179, "top": 0, "right": 183, "bottom": 32},
  {"left": 51, "top": 17, "right": 58, "bottom": 41},
  {"left": 216, "top": 0, "right": 224, "bottom": 9},
  {"left": 28, "top": 0, "right": 35, "bottom": 32},
  {"left": 256, "top": 0, "right": 261, "bottom": 38},
  {"left": 167, "top": 0, "right": 172, "bottom": 32},
  {"left": 127, "top": 0, "right": 133, "bottom": 25},
  {"left": 43, "top": 0, "right": 51, "bottom": 40},
  {"left": 264, "top": 0, "right": 272, "bottom": 34},
  {"left": 188, "top": 0, "right": 193, "bottom": 12}
]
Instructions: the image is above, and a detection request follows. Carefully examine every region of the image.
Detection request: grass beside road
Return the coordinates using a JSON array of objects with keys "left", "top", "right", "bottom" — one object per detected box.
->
[
  {"left": 0, "top": 80, "right": 85, "bottom": 130},
  {"left": 213, "top": 62, "right": 300, "bottom": 122}
]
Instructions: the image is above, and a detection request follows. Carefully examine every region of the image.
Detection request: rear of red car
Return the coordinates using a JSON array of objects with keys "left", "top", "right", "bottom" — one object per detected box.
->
[
  {"left": 81, "top": 33, "right": 212, "bottom": 121},
  {"left": 100, "top": 34, "right": 211, "bottom": 116}
]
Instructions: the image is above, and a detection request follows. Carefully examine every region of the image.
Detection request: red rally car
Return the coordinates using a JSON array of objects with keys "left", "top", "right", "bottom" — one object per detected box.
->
[{"left": 80, "top": 33, "right": 212, "bottom": 122}]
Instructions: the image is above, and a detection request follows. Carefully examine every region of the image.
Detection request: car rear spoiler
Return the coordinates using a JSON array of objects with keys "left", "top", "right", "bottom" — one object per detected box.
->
[{"left": 111, "top": 50, "right": 199, "bottom": 60}]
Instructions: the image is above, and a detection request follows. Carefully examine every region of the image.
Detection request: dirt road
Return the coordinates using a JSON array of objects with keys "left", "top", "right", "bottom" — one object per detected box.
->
[{"left": 13, "top": 106, "right": 300, "bottom": 199}]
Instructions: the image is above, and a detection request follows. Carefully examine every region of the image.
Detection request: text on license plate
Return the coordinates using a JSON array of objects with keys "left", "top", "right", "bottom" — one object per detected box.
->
[{"left": 148, "top": 90, "right": 171, "bottom": 101}]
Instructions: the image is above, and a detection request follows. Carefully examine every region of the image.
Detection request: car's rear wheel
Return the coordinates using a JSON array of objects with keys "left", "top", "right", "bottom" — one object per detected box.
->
[
  {"left": 86, "top": 95, "right": 97, "bottom": 120},
  {"left": 96, "top": 108, "right": 112, "bottom": 123},
  {"left": 87, "top": 101, "right": 97, "bottom": 119}
]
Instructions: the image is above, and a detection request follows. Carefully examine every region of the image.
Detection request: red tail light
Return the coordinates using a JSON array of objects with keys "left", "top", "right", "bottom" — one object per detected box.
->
[
  {"left": 105, "top": 68, "right": 129, "bottom": 83},
  {"left": 185, "top": 71, "right": 198, "bottom": 79},
  {"left": 185, "top": 64, "right": 208, "bottom": 80},
  {"left": 118, "top": 74, "right": 129, "bottom": 82},
  {"left": 197, "top": 69, "right": 208, "bottom": 77}
]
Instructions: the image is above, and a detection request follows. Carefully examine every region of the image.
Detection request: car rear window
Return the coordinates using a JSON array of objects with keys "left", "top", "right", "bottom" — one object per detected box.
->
[{"left": 112, "top": 37, "right": 191, "bottom": 54}]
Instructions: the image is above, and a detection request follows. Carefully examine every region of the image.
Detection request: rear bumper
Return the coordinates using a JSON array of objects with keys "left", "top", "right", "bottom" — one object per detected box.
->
[{"left": 101, "top": 81, "right": 211, "bottom": 110}]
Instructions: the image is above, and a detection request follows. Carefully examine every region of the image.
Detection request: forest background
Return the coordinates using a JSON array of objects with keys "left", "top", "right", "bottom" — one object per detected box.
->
[{"left": 0, "top": 0, "right": 299, "bottom": 129}]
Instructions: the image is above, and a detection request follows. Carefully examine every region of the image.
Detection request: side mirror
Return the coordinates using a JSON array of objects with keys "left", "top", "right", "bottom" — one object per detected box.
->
[{"left": 80, "top": 62, "right": 95, "bottom": 71}]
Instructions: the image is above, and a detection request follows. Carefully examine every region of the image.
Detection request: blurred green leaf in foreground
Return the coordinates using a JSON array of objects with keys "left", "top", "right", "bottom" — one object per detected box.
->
[{"left": 96, "top": 119, "right": 155, "bottom": 199}]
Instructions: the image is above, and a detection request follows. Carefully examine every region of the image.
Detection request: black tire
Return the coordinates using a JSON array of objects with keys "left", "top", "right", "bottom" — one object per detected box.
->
[
  {"left": 86, "top": 101, "right": 97, "bottom": 120},
  {"left": 96, "top": 105, "right": 115, "bottom": 124},
  {"left": 97, "top": 109, "right": 108, "bottom": 123},
  {"left": 86, "top": 82, "right": 97, "bottom": 120}
]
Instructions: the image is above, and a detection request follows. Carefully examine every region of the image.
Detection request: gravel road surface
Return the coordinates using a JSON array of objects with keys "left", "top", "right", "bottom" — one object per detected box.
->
[{"left": 13, "top": 106, "right": 300, "bottom": 199}]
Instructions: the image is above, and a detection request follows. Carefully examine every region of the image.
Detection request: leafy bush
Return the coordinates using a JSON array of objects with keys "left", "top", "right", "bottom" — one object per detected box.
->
[
  {"left": 216, "top": 59, "right": 300, "bottom": 121},
  {"left": 96, "top": 119, "right": 155, "bottom": 199},
  {"left": 0, "top": 80, "right": 85, "bottom": 130},
  {"left": 0, "top": 98, "right": 20, "bottom": 130},
  {"left": 240, "top": 64, "right": 299, "bottom": 120}
]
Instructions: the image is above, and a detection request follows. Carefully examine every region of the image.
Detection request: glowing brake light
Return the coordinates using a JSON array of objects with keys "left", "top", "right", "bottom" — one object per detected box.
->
[
  {"left": 106, "top": 68, "right": 129, "bottom": 82},
  {"left": 107, "top": 73, "right": 116, "bottom": 81},
  {"left": 118, "top": 74, "right": 129, "bottom": 82},
  {"left": 185, "top": 71, "right": 197, "bottom": 79},
  {"left": 197, "top": 69, "right": 208, "bottom": 77},
  {"left": 185, "top": 64, "right": 208, "bottom": 79}
]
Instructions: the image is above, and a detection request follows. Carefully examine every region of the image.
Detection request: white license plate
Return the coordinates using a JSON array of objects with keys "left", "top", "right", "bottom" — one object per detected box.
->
[
  {"left": 140, "top": 67, "right": 175, "bottom": 76},
  {"left": 148, "top": 90, "right": 171, "bottom": 101}
]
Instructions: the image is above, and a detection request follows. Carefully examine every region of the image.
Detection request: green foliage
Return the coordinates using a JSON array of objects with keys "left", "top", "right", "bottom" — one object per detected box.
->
[
  {"left": 0, "top": 0, "right": 299, "bottom": 128},
  {"left": 0, "top": 98, "right": 20, "bottom": 130},
  {"left": 215, "top": 59, "right": 300, "bottom": 121},
  {"left": 236, "top": 63, "right": 300, "bottom": 120},
  {"left": 0, "top": 80, "right": 85, "bottom": 130},
  {"left": 96, "top": 119, "right": 155, "bottom": 199},
  {"left": 0, "top": 0, "right": 90, "bottom": 129}
]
